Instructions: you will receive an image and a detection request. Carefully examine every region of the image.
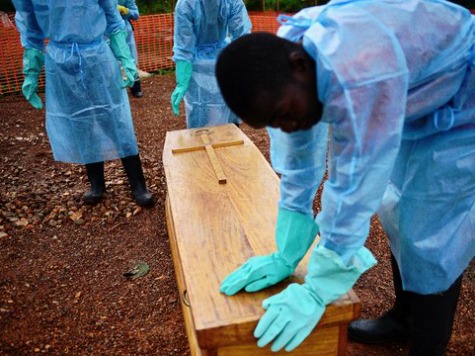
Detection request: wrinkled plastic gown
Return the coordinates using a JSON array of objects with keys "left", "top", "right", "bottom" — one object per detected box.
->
[
  {"left": 173, "top": 0, "right": 251, "bottom": 128},
  {"left": 14, "top": 0, "right": 138, "bottom": 164},
  {"left": 184, "top": 57, "right": 241, "bottom": 128},
  {"left": 270, "top": 0, "right": 475, "bottom": 294}
]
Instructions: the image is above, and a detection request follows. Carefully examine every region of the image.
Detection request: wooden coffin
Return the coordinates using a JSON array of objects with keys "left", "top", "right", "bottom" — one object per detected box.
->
[{"left": 163, "top": 124, "right": 360, "bottom": 355}]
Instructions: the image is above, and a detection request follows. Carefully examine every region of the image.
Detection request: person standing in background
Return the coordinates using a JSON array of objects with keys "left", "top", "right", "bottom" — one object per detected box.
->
[
  {"left": 13, "top": 0, "right": 154, "bottom": 207},
  {"left": 118, "top": 0, "right": 143, "bottom": 98},
  {"left": 171, "top": 0, "right": 252, "bottom": 128}
]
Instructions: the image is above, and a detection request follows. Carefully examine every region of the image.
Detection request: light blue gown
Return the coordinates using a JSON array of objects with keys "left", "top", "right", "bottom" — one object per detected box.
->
[
  {"left": 173, "top": 0, "right": 252, "bottom": 128},
  {"left": 270, "top": 0, "right": 475, "bottom": 294},
  {"left": 118, "top": 0, "right": 139, "bottom": 68},
  {"left": 14, "top": 0, "right": 139, "bottom": 164}
]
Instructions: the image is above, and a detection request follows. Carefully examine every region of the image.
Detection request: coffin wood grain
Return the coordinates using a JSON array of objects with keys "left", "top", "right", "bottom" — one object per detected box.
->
[{"left": 163, "top": 124, "right": 360, "bottom": 354}]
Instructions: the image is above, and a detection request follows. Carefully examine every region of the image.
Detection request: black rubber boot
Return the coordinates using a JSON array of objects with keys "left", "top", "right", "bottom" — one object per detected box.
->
[
  {"left": 121, "top": 154, "right": 154, "bottom": 207},
  {"left": 348, "top": 254, "right": 411, "bottom": 344},
  {"left": 348, "top": 309, "right": 411, "bottom": 344},
  {"left": 130, "top": 79, "right": 143, "bottom": 98},
  {"left": 83, "top": 161, "right": 106, "bottom": 205},
  {"left": 408, "top": 274, "right": 463, "bottom": 356}
]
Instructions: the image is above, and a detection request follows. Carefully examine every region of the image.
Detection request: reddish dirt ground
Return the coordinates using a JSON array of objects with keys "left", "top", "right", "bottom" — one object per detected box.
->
[{"left": 0, "top": 75, "right": 473, "bottom": 355}]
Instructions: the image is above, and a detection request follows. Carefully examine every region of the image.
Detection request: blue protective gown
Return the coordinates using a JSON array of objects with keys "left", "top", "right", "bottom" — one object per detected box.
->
[
  {"left": 14, "top": 0, "right": 139, "bottom": 164},
  {"left": 118, "top": 0, "right": 139, "bottom": 67},
  {"left": 269, "top": 0, "right": 475, "bottom": 294},
  {"left": 173, "top": 0, "right": 252, "bottom": 128}
]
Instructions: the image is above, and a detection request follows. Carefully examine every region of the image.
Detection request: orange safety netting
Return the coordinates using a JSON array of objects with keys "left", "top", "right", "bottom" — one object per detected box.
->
[
  {"left": 0, "top": 13, "right": 281, "bottom": 95},
  {"left": 3, "top": 8, "right": 475, "bottom": 96},
  {"left": 0, "top": 12, "right": 27, "bottom": 95}
]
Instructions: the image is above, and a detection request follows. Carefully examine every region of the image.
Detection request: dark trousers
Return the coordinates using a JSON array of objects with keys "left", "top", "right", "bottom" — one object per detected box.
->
[{"left": 391, "top": 254, "right": 463, "bottom": 356}]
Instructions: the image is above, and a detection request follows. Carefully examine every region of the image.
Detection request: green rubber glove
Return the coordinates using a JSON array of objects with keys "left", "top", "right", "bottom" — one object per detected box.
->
[
  {"left": 255, "top": 244, "right": 376, "bottom": 352},
  {"left": 220, "top": 208, "right": 319, "bottom": 295},
  {"left": 22, "top": 47, "right": 44, "bottom": 109},
  {"left": 109, "top": 29, "right": 137, "bottom": 88},
  {"left": 171, "top": 60, "right": 193, "bottom": 116}
]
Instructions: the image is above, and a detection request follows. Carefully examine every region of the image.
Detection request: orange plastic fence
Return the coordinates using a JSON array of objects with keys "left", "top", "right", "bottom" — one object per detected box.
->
[
  {"left": 0, "top": 13, "right": 281, "bottom": 95},
  {"left": 0, "top": 13, "right": 26, "bottom": 95}
]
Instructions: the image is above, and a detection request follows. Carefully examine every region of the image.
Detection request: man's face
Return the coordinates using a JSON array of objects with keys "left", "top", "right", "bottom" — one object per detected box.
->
[{"left": 246, "top": 70, "right": 322, "bottom": 133}]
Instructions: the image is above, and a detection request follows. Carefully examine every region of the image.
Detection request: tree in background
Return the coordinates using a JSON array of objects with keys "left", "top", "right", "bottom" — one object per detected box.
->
[
  {"left": 243, "top": 0, "right": 329, "bottom": 13},
  {"left": 2, "top": 1, "right": 470, "bottom": 15},
  {"left": 134, "top": 0, "right": 330, "bottom": 14},
  {"left": 138, "top": 1, "right": 471, "bottom": 14},
  {"left": 132, "top": 0, "right": 175, "bottom": 14}
]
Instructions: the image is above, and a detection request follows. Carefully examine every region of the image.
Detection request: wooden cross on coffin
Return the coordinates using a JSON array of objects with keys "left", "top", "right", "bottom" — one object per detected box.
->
[{"left": 171, "top": 128, "right": 244, "bottom": 184}]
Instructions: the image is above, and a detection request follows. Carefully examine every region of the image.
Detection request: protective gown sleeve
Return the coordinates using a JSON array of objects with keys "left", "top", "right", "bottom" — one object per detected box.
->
[
  {"left": 228, "top": 0, "right": 252, "bottom": 40},
  {"left": 124, "top": 0, "right": 140, "bottom": 21},
  {"left": 99, "top": 0, "right": 126, "bottom": 37},
  {"left": 307, "top": 5, "right": 410, "bottom": 263},
  {"left": 172, "top": 0, "right": 196, "bottom": 62},
  {"left": 267, "top": 124, "right": 329, "bottom": 217},
  {"left": 13, "top": 0, "right": 45, "bottom": 50}
]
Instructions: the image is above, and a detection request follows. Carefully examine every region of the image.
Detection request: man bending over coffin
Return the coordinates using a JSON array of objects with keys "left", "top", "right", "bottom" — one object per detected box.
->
[{"left": 215, "top": 0, "right": 475, "bottom": 354}]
